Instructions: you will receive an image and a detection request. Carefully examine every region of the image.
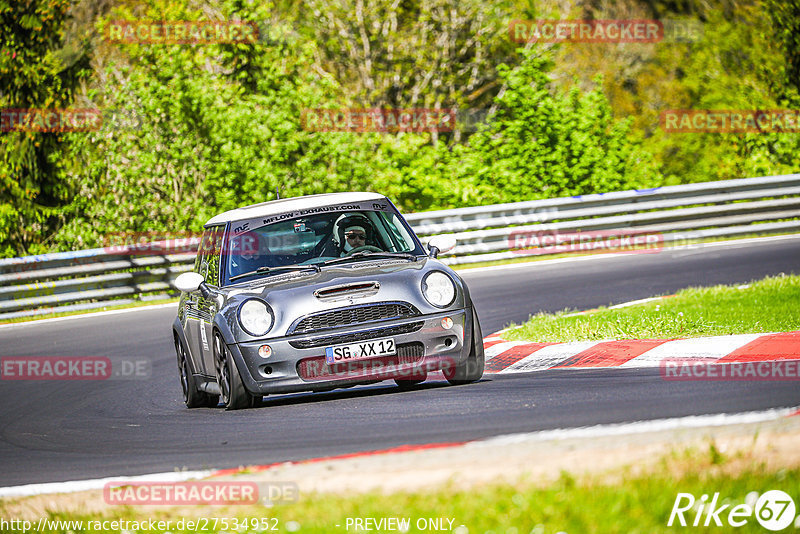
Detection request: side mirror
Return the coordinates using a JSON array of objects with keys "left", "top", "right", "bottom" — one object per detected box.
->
[
  {"left": 174, "top": 272, "right": 210, "bottom": 298},
  {"left": 427, "top": 234, "right": 457, "bottom": 258}
]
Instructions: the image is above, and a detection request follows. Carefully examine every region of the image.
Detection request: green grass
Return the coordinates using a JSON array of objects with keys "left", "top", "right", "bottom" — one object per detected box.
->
[
  {"left": 1, "top": 447, "right": 797, "bottom": 533},
  {"left": 504, "top": 273, "right": 800, "bottom": 342}
]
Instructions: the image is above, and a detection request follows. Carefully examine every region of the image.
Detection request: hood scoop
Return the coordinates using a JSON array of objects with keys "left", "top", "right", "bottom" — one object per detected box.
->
[{"left": 314, "top": 281, "right": 380, "bottom": 301}]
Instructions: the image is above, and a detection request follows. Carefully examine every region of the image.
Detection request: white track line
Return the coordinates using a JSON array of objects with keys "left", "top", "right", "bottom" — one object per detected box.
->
[
  {"left": 469, "top": 406, "right": 800, "bottom": 447},
  {"left": 0, "top": 302, "right": 178, "bottom": 329},
  {"left": 0, "top": 469, "right": 212, "bottom": 499},
  {"left": 607, "top": 297, "right": 664, "bottom": 309}
]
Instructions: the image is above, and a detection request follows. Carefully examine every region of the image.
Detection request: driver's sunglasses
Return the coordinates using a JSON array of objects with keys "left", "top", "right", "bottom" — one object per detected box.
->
[{"left": 345, "top": 232, "right": 366, "bottom": 240}]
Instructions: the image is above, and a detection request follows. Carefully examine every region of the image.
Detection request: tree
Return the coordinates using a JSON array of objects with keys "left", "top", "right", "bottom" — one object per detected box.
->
[
  {"left": 0, "top": 0, "right": 90, "bottom": 256},
  {"left": 451, "top": 47, "right": 660, "bottom": 204},
  {"left": 301, "top": 0, "right": 518, "bottom": 143}
]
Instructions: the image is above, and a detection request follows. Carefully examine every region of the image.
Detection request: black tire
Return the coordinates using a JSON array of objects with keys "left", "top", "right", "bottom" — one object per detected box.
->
[
  {"left": 175, "top": 336, "right": 219, "bottom": 408},
  {"left": 214, "top": 333, "right": 258, "bottom": 410},
  {"left": 443, "top": 308, "right": 485, "bottom": 385}
]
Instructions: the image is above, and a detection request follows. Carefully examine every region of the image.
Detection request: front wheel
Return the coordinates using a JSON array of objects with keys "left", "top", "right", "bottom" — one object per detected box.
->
[
  {"left": 176, "top": 337, "right": 219, "bottom": 408},
  {"left": 214, "top": 334, "right": 258, "bottom": 410},
  {"left": 443, "top": 309, "right": 485, "bottom": 385}
]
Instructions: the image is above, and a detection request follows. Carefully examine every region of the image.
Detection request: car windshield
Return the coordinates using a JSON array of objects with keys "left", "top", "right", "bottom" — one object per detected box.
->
[{"left": 224, "top": 208, "right": 424, "bottom": 284}]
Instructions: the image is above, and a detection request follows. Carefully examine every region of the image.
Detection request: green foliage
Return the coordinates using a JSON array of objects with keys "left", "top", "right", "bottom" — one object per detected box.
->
[
  {"left": 762, "top": 0, "right": 800, "bottom": 102},
  {"left": 452, "top": 48, "right": 660, "bottom": 204},
  {"left": 2, "top": 0, "right": 799, "bottom": 258},
  {"left": 0, "top": 0, "right": 90, "bottom": 256},
  {"left": 553, "top": 1, "right": 800, "bottom": 186},
  {"left": 303, "top": 0, "right": 517, "bottom": 113},
  {"left": 53, "top": 0, "right": 460, "bottom": 250},
  {"left": 645, "top": 6, "right": 800, "bottom": 183}
]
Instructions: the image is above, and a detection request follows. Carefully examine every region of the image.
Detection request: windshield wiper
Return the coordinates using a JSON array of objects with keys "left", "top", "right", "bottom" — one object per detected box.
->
[
  {"left": 319, "top": 252, "right": 418, "bottom": 267},
  {"left": 230, "top": 263, "right": 321, "bottom": 282}
]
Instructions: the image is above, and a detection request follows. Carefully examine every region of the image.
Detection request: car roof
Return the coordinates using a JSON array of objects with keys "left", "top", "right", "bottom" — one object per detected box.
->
[{"left": 204, "top": 192, "right": 387, "bottom": 227}]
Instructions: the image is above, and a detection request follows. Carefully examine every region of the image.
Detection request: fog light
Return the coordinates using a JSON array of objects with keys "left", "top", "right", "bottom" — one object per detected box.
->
[
  {"left": 258, "top": 344, "right": 272, "bottom": 358},
  {"left": 441, "top": 317, "right": 453, "bottom": 330}
]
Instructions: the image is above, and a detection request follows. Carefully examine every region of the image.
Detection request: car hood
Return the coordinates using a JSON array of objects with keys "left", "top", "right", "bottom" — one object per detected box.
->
[{"left": 223, "top": 258, "right": 465, "bottom": 340}]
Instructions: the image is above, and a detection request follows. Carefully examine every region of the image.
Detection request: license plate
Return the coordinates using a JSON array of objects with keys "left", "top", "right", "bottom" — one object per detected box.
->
[{"left": 325, "top": 337, "right": 396, "bottom": 365}]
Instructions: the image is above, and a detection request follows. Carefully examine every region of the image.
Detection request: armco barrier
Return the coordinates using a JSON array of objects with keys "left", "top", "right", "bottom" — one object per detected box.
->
[{"left": 1, "top": 174, "right": 799, "bottom": 320}]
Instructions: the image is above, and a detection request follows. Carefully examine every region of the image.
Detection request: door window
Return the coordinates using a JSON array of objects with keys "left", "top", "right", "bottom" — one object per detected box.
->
[{"left": 195, "top": 226, "right": 225, "bottom": 287}]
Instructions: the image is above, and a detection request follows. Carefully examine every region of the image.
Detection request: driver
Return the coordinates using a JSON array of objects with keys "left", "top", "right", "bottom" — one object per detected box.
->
[{"left": 341, "top": 224, "right": 368, "bottom": 256}]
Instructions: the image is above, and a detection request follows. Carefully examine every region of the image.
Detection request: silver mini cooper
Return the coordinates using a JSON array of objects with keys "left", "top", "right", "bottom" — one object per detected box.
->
[{"left": 172, "top": 192, "right": 484, "bottom": 409}]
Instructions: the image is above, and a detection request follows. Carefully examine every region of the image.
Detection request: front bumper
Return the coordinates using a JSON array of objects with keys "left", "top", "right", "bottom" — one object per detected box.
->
[{"left": 228, "top": 309, "right": 470, "bottom": 395}]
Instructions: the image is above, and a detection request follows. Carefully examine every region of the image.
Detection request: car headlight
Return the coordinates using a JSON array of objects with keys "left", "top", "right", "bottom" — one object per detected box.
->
[
  {"left": 238, "top": 299, "right": 274, "bottom": 337},
  {"left": 422, "top": 271, "right": 456, "bottom": 307}
]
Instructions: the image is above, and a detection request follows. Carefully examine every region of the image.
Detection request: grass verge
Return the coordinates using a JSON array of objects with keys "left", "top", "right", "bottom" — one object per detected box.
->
[
  {"left": 1, "top": 443, "right": 798, "bottom": 533},
  {"left": 504, "top": 273, "right": 800, "bottom": 342}
]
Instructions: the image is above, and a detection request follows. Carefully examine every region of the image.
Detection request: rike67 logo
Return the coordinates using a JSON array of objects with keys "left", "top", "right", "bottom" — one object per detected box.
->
[{"left": 668, "top": 490, "right": 797, "bottom": 530}]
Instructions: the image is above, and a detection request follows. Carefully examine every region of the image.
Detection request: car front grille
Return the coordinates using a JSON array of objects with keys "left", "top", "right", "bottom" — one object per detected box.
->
[
  {"left": 297, "top": 342, "right": 425, "bottom": 381},
  {"left": 288, "top": 302, "right": 420, "bottom": 336},
  {"left": 288, "top": 321, "right": 424, "bottom": 349}
]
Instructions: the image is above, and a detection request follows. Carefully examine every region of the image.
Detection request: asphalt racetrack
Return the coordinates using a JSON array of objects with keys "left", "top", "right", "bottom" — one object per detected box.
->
[{"left": 1, "top": 237, "right": 799, "bottom": 486}]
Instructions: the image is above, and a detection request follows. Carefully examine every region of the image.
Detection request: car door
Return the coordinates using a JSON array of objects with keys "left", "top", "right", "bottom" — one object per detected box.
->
[
  {"left": 185, "top": 225, "right": 225, "bottom": 377},
  {"left": 197, "top": 225, "right": 225, "bottom": 376}
]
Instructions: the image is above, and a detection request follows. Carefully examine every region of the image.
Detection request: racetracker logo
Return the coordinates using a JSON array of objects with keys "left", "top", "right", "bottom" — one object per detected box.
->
[
  {"left": 0, "top": 357, "right": 151, "bottom": 380},
  {"left": 509, "top": 20, "right": 663, "bottom": 43},
  {"left": 101, "top": 231, "right": 202, "bottom": 256},
  {"left": 103, "top": 481, "right": 298, "bottom": 505},
  {"left": 301, "top": 108, "right": 456, "bottom": 133},
  {"left": 1, "top": 109, "right": 102, "bottom": 132},
  {"left": 0, "top": 108, "right": 141, "bottom": 133},
  {"left": 661, "top": 110, "right": 800, "bottom": 133},
  {"left": 101, "top": 231, "right": 260, "bottom": 256},
  {"left": 508, "top": 230, "right": 663, "bottom": 256},
  {"left": 105, "top": 20, "right": 259, "bottom": 44},
  {"left": 298, "top": 357, "right": 469, "bottom": 381},
  {"left": 660, "top": 359, "right": 800, "bottom": 381}
]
